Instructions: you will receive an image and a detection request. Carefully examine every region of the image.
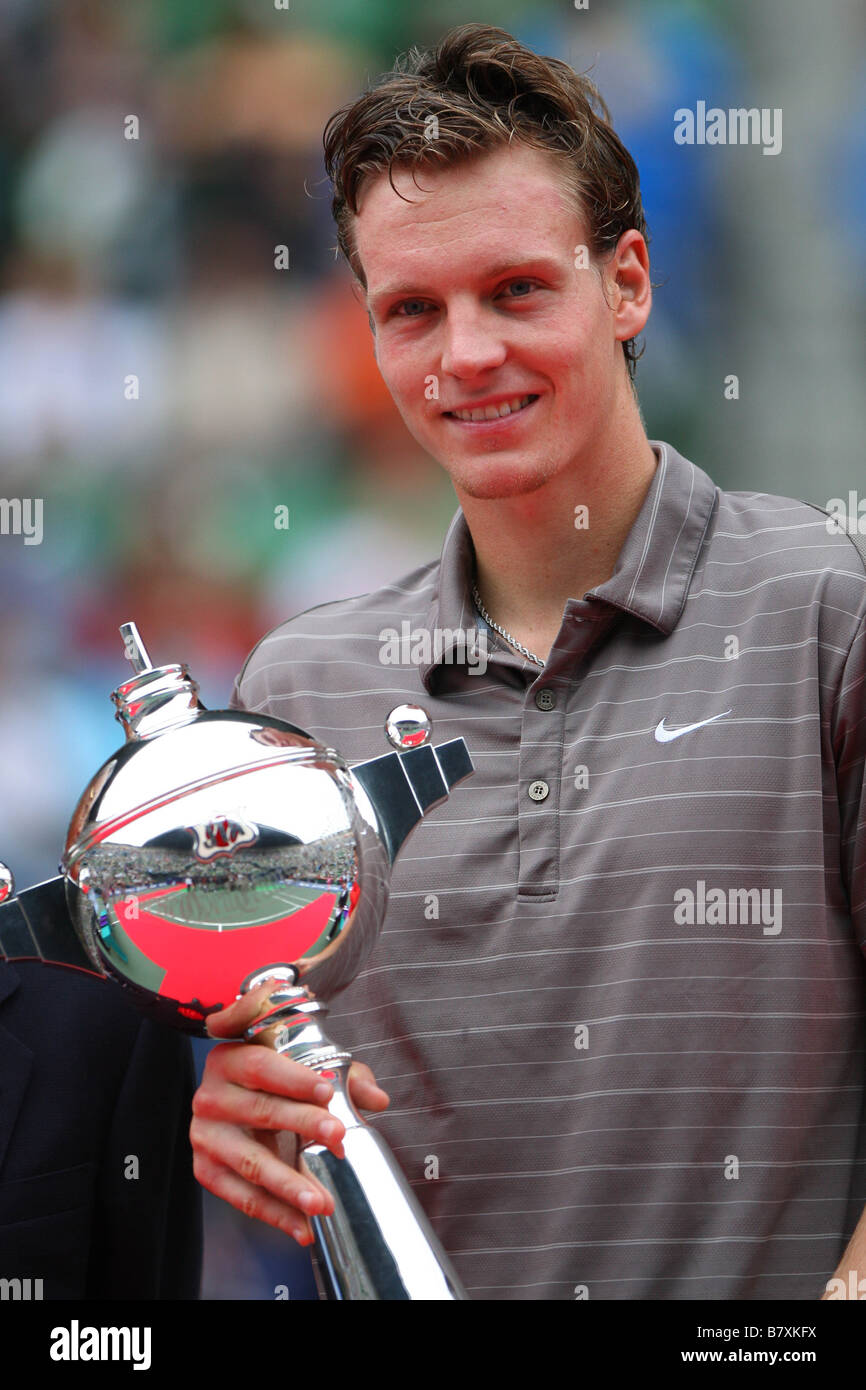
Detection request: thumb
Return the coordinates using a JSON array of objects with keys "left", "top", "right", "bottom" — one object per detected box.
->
[
  {"left": 348, "top": 1061, "right": 390, "bottom": 1111},
  {"left": 205, "top": 976, "right": 293, "bottom": 1038}
]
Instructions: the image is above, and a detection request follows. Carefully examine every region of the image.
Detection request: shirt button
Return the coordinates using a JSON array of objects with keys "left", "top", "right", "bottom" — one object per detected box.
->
[
  {"left": 535, "top": 688, "right": 556, "bottom": 711},
  {"left": 528, "top": 779, "right": 549, "bottom": 802}
]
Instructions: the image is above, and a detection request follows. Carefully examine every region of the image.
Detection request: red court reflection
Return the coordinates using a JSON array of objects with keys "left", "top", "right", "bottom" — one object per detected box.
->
[{"left": 113, "top": 885, "right": 342, "bottom": 1001}]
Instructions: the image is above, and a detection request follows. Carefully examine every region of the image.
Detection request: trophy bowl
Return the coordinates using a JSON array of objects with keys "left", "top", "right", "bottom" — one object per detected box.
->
[
  {"left": 62, "top": 701, "right": 390, "bottom": 1035},
  {"left": 58, "top": 625, "right": 470, "bottom": 1048}
]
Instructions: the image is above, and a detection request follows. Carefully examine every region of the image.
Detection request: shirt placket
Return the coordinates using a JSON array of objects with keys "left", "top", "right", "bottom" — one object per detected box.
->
[{"left": 516, "top": 602, "right": 615, "bottom": 900}]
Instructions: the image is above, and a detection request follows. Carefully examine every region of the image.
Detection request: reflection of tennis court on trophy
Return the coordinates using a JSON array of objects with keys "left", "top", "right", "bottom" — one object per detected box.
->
[
  {"left": 108, "top": 880, "right": 349, "bottom": 1003},
  {"left": 144, "top": 881, "right": 331, "bottom": 931}
]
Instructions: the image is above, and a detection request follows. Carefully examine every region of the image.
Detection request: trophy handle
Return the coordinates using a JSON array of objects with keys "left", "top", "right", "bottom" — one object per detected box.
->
[
  {"left": 0, "top": 869, "right": 99, "bottom": 975},
  {"left": 351, "top": 738, "right": 473, "bottom": 863},
  {"left": 246, "top": 986, "right": 468, "bottom": 1301}
]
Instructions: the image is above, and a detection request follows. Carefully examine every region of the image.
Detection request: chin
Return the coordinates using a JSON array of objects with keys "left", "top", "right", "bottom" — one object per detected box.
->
[{"left": 447, "top": 457, "right": 559, "bottom": 501}]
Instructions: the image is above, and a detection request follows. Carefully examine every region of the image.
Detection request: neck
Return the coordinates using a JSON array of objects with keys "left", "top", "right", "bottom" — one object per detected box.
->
[{"left": 460, "top": 409, "right": 658, "bottom": 664}]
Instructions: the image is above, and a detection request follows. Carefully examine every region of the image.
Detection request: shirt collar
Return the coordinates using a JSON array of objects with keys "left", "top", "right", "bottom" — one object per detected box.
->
[
  {"left": 418, "top": 440, "right": 718, "bottom": 689},
  {"left": 585, "top": 439, "right": 718, "bottom": 633}
]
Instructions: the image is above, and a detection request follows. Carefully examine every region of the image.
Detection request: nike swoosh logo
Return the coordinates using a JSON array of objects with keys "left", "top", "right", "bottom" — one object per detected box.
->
[{"left": 654, "top": 709, "right": 732, "bottom": 743}]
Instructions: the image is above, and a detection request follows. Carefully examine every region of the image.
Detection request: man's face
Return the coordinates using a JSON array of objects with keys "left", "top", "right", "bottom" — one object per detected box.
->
[{"left": 355, "top": 143, "right": 649, "bottom": 502}]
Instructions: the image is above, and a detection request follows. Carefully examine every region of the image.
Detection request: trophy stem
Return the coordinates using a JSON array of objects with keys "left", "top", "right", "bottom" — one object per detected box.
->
[{"left": 246, "top": 987, "right": 468, "bottom": 1301}]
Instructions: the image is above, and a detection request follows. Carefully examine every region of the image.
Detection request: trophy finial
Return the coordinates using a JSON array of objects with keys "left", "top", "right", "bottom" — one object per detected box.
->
[
  {"left": 120, "top": 621, "right": 153, "bottom": 674},
  {"left": 112, "top": 623, "right": 202, "bottom": 739}
]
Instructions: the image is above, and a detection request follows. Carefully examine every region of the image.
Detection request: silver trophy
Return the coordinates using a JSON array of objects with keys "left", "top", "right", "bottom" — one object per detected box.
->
[{"left": 0, "top": 622, "right": 473, "bottom": 1300}]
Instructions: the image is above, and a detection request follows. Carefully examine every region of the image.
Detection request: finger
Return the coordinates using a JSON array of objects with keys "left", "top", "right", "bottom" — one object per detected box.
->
[
  {"left": 259, "top": 1133, "right": 314, "bottom": 1244},
  {"left": 193, "top": 1082, "right": 346, "bottom": 1158},
  {"left": 198, "top": 1044, "right": 344, "bottom": 1157},
  {"left": 193, "top": 1148, "right": 315, "bottom": 1246},
  {"left": 190, "top": 1117, "right": 336, "bottom": 1217},
  {"left": 205, "top": 977, "right": 295, "bottom": 1038},
  {"left": 348, "top": 1061, "right": 390, "bottom": 1112},
  {"left": 203, "top": 1041, "right": 334, "bottom": 1109}
]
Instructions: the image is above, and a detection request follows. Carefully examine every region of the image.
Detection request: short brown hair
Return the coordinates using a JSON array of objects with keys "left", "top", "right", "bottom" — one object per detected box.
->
[{"left": 323, "top": 23, "right": 650, "bottom": 378}]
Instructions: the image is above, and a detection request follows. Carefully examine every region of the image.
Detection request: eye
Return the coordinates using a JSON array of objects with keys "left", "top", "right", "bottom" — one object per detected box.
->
[
  {"left": 501, "top": 278, "right": 537, "bottom": 299},
  {"left": 386, "top": 278, "right": 539, "bottom": 320},
  {"left": 392, "top": 298, "right": 430, "bottom": 318}
]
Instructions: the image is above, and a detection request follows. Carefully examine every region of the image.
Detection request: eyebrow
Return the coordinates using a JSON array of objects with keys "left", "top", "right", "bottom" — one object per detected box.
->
[{"left": 367, "top": 256, "right": 564, "bottom": 309}]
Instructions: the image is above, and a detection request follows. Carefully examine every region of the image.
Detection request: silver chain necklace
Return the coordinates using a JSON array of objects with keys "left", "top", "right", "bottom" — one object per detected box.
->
[{"left": 471, "top": 582, "right": 545, "bottom": 667}]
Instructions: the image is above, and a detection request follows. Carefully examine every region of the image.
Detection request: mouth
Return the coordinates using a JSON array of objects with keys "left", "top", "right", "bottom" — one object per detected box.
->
[{"left": 443, "top": 393, "right": 540, "bottom": 426}]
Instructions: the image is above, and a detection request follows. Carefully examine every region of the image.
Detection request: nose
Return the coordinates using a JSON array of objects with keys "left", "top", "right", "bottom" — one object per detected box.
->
[{"left": 439, "top": 300, "right": 507, "bottom": 379}]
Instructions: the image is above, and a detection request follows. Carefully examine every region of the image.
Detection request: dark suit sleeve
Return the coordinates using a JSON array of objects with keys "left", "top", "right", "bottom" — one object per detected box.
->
[
  {"left": 85, "top": 1013, "right": 202, "bottom": 1299},
  {"left": 833, "top": 610, "right": 866, "bottom": 954}
]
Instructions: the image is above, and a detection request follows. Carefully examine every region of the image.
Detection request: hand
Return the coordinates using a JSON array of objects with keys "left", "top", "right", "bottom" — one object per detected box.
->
[{"left": 190, "top": 979, "right": 390, "bottom": 1246}]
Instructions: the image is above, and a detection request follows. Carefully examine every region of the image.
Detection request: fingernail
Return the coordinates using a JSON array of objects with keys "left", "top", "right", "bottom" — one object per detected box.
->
[
  {"left": 297, "top": 1190, "right": 320, "bottom": 1213},
  {"left": 313, "top": 1082, "right": 332, "bottom": 1104},
  {"left": 318, "top": 1119, "right": 341, "bottom": 1142}
]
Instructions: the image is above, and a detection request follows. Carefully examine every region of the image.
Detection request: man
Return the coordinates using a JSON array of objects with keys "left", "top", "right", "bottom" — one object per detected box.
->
[{"left": 189, "top": 24, "right": 866, "bottom": 1299}]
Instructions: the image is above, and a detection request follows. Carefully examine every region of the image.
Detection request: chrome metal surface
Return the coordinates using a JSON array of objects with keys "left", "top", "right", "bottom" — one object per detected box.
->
[
  {"left": 0, "top": 874, "right": 93, "bottom": 971},
  {"left": 0, "top": 861, "right": 14, "bottom": 905},
  {"left": 62, "top": 702, "right": 389, "bottom": 1030},
  {"left": 248, "top": 988, "right": 467, "bottom": 1300},
  {"left": 384, "top": 704, "right": 432, "bottom": 751},
  {"left": 120, "top": 620, "right": 154, "bottom": 674},
  {"left": 112, "top": 660, "right": 203, "bottom": 741},
  {"left": 60, "top": 622, "right": 472, "bottom": 1041}
]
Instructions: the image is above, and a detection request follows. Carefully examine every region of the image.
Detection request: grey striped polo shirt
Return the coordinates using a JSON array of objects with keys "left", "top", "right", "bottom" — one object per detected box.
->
[{"left": 230, "top": 439, "right": 866, "bottom": 1300}]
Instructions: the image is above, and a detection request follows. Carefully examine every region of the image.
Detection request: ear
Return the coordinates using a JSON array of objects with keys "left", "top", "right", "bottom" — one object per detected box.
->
[{"left": 604, "top": 230, "right": 652, "bottom": 344}]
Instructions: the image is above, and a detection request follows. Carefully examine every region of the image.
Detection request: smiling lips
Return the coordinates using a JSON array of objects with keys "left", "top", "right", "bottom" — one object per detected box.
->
[{"left": 445, "top": 393, "right": 539, "bottom": 423}]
